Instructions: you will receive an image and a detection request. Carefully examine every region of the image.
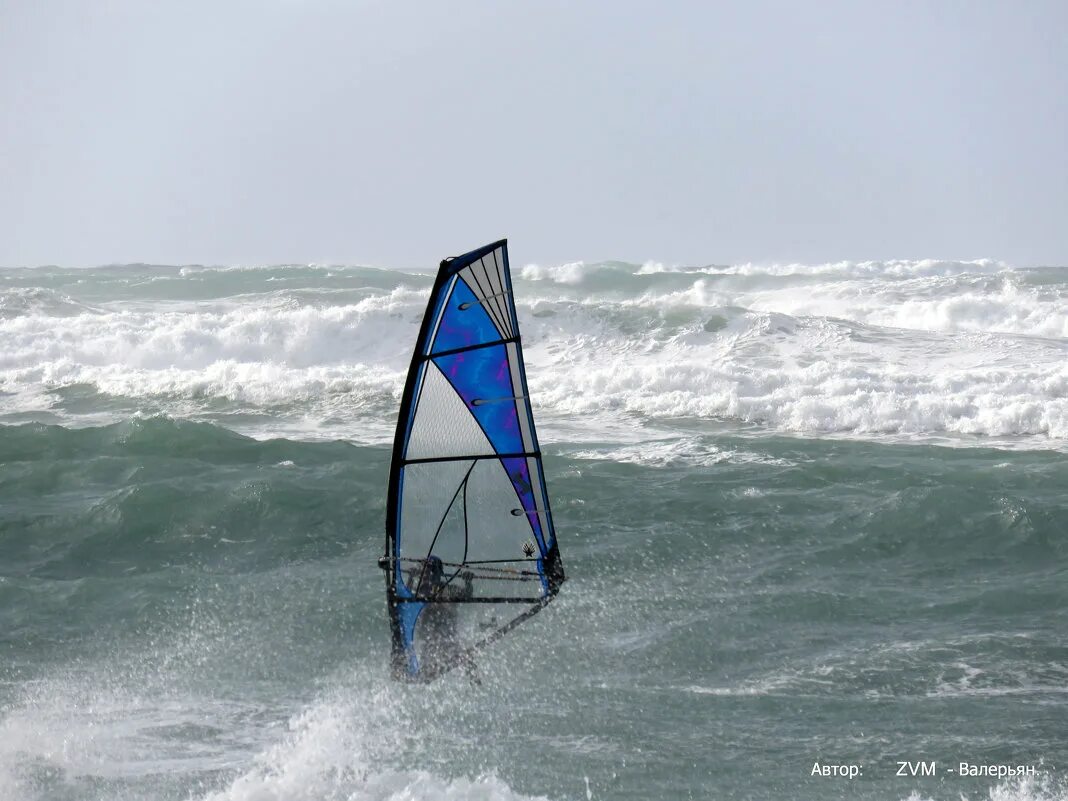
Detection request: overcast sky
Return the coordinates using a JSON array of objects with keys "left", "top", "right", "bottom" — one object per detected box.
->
[{"left": 1, "top": 1, "right": 1065, "bottom": 268}]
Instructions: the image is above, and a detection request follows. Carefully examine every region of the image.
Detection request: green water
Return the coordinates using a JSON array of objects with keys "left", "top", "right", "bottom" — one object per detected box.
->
[{"left": 2, "top": 418, "right": 1065, "bottom": 800}]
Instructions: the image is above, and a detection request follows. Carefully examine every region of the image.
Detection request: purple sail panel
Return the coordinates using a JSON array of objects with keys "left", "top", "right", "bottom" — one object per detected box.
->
[
  {"left": 434, "top": 345, "right": 522, "bottom": 455},
  {"left": 429, "top": 277, "right": 502, "bottom": 355},
  {"left": 500, "top": 456, "right": 545, "bottom": 549}
]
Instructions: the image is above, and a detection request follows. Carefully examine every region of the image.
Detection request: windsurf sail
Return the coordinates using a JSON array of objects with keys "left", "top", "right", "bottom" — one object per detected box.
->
[{"left": 382, "top": 239, "right": 565, "bottom": 682}]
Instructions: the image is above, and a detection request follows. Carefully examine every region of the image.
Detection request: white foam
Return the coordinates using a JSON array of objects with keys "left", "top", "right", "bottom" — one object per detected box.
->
[
  {"left": 679, "top": 685, "right": 767, "bottom": 697},
  {"left": 724, "top": 275, "right": 1068, "bottom": 339},
  {"left": 902, "top": 775, "right": 1068, "bottom": 801},
  {"left": 716, "top": 258, "right": 1010, "bottom": 278},
  {"left": 201, "top": 696, "right": 550, "bottom": 801},
  {"left": 928, "top": 659, "right": 1068, "bottom": 699},
  {"left": 521, "top": 258, "right": 1010, "bottom": 281},
  {"left": 986, "top": 776, "right": 1067, "bottom": 801},
  {"left": 2, "top": 261, "right": 1067, "bottom": 447},
  {"left": 520, "top": 261, "right": 596, "bottom": 284},
  {"left": 0, "top": 631, "right": 551, "bottom": 801},
  {"left": 0, "top": 669, "right": 264, "bottom": 800},
  {"left": 566, "top": 438, "right": 794, "bottom": 468}
]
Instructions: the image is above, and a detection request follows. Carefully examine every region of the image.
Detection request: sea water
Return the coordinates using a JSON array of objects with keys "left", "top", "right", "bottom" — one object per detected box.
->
[{"left": 0, "top": 259, "right": 1065, "bottom": 800}]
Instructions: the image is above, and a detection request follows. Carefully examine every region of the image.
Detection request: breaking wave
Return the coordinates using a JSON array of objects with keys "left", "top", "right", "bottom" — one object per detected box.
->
[{"left": 1, "top": 260, "right": 1066, "bottom": 446}]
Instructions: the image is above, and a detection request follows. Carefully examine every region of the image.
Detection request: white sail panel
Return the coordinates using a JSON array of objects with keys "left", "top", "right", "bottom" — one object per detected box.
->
[
  {"left": 458, "top": 253, "right": 512, "bottom": 340},
  {"left": 405, "top": 362, "right": 495, "bottom": 461},
  {"left": 398, "top": 459, "right": 475, "bottom": 571},
  {"left": 464, "top": 458, "right": 543, "bottom": 566},
  {"left": 506, "top": 341, "right": 534, "bottom": 453}
]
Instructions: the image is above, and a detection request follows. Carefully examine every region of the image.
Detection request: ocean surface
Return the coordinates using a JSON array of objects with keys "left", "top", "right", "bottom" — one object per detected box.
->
[{"left": 0, "top": 258, "right": 1066, "bottom": 801}]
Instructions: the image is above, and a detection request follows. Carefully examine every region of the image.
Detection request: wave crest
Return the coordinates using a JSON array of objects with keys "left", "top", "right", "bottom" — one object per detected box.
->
[{"left": 2, "top": 261, "right": 1066, "bottom": 445}]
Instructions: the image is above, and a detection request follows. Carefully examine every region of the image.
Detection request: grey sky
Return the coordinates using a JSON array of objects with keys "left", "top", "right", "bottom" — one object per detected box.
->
[{"left": 1, "top": 1, "right": 1065, "bottom": 268}]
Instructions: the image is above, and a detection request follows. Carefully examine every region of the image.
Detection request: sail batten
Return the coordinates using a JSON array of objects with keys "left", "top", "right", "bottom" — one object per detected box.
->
[
  {"left": 383, "top": 240, "right": 565, "bottom": 682},
  {"left": 419, "top": 336, "right": 521, "bottom": 362}
]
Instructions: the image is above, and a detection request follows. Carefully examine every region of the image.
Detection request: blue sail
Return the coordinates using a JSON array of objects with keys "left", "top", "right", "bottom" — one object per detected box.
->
[{"left": 383, "top": 240, "right": 565, "bottom": 681}]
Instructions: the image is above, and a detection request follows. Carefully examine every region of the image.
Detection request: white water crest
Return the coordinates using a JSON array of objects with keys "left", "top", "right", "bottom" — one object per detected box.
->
[
  {"left": 0, "top": 662, "right": 551, "bottom": 801},
  {"left": 199, "top": 697, "right": 551, "bottom": 801},
  {"left": 1, "top": 260, "right": 1066, "bottom": 446}
]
